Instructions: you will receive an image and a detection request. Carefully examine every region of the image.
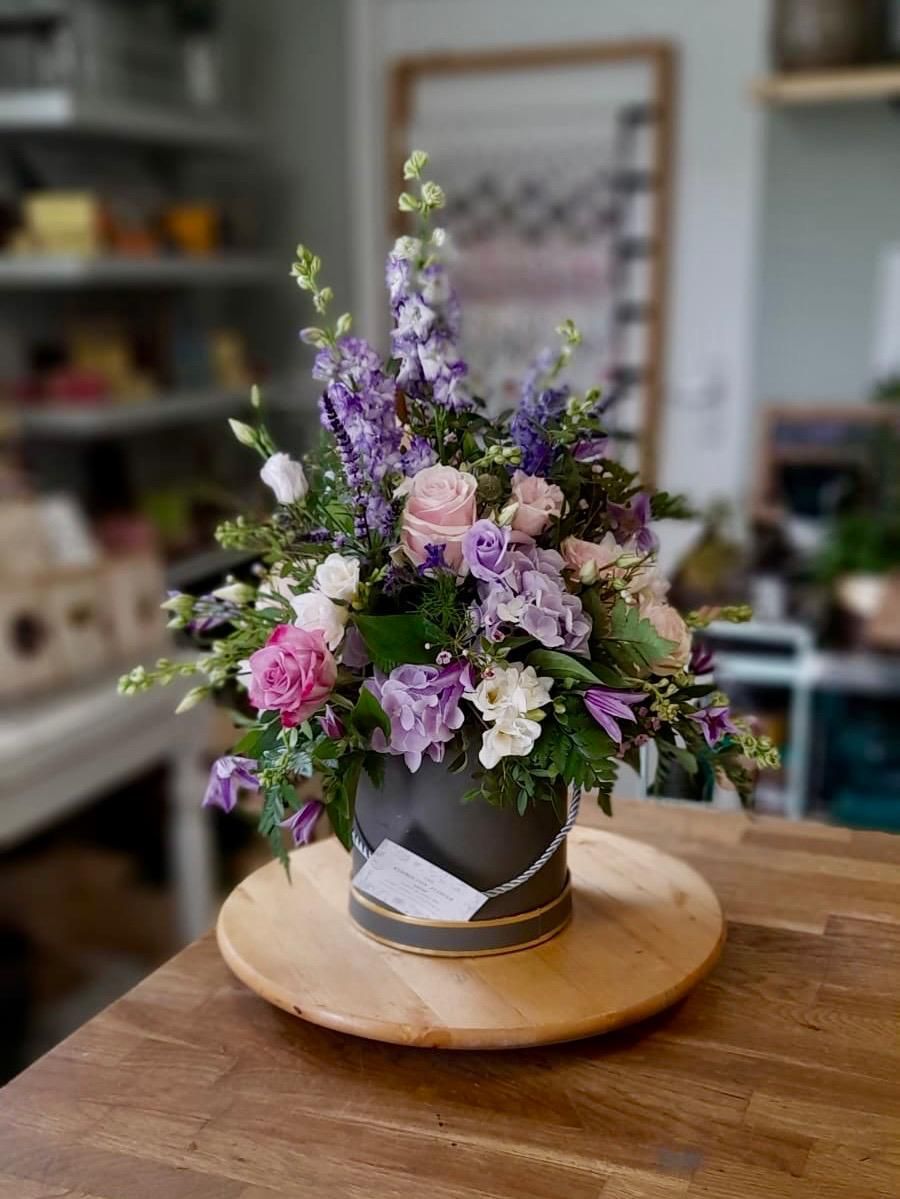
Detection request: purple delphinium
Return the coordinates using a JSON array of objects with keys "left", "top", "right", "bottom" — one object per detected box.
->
[
  {"left": 202, "top": 756, "right": 259, "bottom": 813},
  {"left": 583, "top": 689, "right": 646, "bottom": 745},
  {"left": 401, "top": 435, "right": 437, "bottom": 477},
  {"left": 418, "top": 542, "right": 448, "bottom": 575},
  {"left": 689, "top": 705, "right": 737, "bottom": 748},
  {"left": 461, "top": 519, "right": 510, "bottom": 582},
  {"left": 690, "top": 641, "right": 715, "bottom": 676},
  {"left": 607, "top": 492, "right": 658, "bottom": 554},
  {"left": 473, "top": 542, "right": 591, "bottom": 653},
  {"left": 365, "top": 661, "right": 472, "bottom": 772},
  {"left": 386, "top": 240, "right": 472, "bottom": 412},
  {"left": 279, "top": 799, "right": 324, "bottom": 847},
  {"left": 510, "top": 349, "right": 570, "bottom": 475}
]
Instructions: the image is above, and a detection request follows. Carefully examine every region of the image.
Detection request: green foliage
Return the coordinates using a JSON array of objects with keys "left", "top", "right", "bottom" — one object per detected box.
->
[
  {"left": 650, "top": 490, "right": 694, "bottom": 521},
  {"left": 353, "top": 613, "right": 444, "bottom": 670},
  {"left": 348, "top": 687, "right": 391, "bottom": 743},
  {"left": 601, "top": 598, "right": 677, "bottom": 674},
  {"left": 526, "top": 649, "right": 629, "bottom": 690}
]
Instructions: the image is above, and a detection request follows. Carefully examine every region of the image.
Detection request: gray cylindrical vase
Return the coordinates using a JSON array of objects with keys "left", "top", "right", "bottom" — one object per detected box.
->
[{"left": 349, "top": 755, "right": 571, "bottom": 956}]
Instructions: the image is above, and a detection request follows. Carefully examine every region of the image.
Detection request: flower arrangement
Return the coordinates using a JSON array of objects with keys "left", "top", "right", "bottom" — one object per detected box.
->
[{"left": 121, "top": 151, "right": 778, "bottom": 866}]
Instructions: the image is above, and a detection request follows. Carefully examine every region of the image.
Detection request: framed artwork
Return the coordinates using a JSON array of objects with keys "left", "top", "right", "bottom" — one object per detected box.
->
[{"left": 389, "top": 41, "right": 676, "bottom": 484}]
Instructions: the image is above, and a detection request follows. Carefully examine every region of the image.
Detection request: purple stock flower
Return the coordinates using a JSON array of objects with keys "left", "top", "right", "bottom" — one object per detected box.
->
[
  {"left": 473, "top": 542, "right": 591, "bottom": 653},
  {"left": 202, "top": 756, "right": 259, "bottom": 813},
  {"left": 689, "top": 705, "right": 737, "bottom": 748},
  {"left": 365, "top": 661, "right": 472, "bottom": 772},
  {"left": 583, "top": 689, "right": 646, "bottom": 745},
  {"left": 690, "top": 641, "right": 715, "bottom": 675},
  {"left": 320, "top": 704, "right": 345, "bottom": 739},
  {"left": 462, "top": 519, "right": 510, "bottom": 582},
  {"left": 280, "top": 800, "right": 323, "bottom": 847},
  {"left": 607, "top": 492, "right": 658, "bottom": 554}
]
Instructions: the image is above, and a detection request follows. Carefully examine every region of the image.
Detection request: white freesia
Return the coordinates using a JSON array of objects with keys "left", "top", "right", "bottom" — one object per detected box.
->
[
  {"left": 260, "top": 452, "right": 309, "bottom": 504},
  {"left": 479, "top": 713, "right": 543, "bottom": 769},
  {"left": 466, "top": 663, "right": 553, "bottom": 722},
  {"left": 314, "top": 553, "right": 360, "bottom": 603},
  {"left": 290, "top": 590, "right": 347, "bottom": 650}
]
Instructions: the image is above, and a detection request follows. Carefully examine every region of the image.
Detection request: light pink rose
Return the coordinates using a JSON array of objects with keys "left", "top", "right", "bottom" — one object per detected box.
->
[
  {"left": 510, "top": 470, "right": 564, "bottom": 536},
  {"left": 561, "top": 533, "right": 624, "bottom": 584},
  {"left": 400, "top": 464, "right": 478, "bottom": 570},
  {"left": 247, "top": 625, "right": 336, "bottom": 727},
  {"left": 638, "top": 595, "right": 692, "bottom": 675}
]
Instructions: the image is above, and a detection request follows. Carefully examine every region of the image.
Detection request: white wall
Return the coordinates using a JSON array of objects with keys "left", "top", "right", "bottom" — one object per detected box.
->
[{"left": 350, "top": 0, "right": 769, "bottom": 508}]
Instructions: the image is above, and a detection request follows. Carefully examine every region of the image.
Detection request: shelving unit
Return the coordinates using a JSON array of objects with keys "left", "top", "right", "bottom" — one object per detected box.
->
[
  {"left": 167, "top": 547, "right": 255, "bottom": 589},
  {"left": 18, "top": 389, "right": 249, "bottom": 438},
  {"left": 754, "top": 65, "right": 900, "bottom": 106},
  {"left": 0, "top": 87, "right": 258, "bottom": 148},
  {"left": 0, "top": 253, "right": 276, "bottom": 289}
]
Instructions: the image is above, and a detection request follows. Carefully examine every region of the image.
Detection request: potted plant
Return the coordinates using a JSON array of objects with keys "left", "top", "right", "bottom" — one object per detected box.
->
[{"left": 121, "top": 153, "right": 776, "bottom": 955}]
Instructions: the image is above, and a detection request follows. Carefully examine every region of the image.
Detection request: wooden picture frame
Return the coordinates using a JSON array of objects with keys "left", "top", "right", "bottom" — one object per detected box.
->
[{"left": 389, "top": 41, "right": 676, "bottom": 485}]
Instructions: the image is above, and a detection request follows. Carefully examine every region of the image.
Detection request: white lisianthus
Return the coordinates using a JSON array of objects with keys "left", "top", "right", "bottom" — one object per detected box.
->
[
  {"left": 466, "top": 663, "right": 553, "bottom": 723},
  {"left": 314, "top": 553, "right": 360, "bottom": 604},
  {"left": 260, "top": 453, "right": 309, "bottom": 505},
  {"left": 479, "top": 713, "right": 543, "bottom": 769},
  {"left": 290, "top": 590, "right": 347, "bottom": 650}
]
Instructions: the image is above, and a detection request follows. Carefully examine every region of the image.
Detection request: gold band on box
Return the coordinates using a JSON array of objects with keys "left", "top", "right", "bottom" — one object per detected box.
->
[{"left": 349, "top": 875, "right": 573, "bottom": 956}]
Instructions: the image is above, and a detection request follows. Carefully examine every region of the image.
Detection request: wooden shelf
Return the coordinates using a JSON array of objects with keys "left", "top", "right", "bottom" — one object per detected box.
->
[
  {"left": 167, "top": 547, "right": 255, "bottom": 588},
  {"left": 0, "top": 253, "right": 277, "bottom": 289},
  {"left": 19, "top": 389, "right": 249, "bottom": 438},
  {"left": 754, "top": 65, "right": 900, "bottom": 106},
  {"left": 0, "top": 88, "right": 258, "bottom": 149}
]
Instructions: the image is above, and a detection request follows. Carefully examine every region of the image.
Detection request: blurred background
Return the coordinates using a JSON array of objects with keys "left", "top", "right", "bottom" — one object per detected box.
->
[{"left": 3, "top": 0, "right": 900, "bottom": 1078}]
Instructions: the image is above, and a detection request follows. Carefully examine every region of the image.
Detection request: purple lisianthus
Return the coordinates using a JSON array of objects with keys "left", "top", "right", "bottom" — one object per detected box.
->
[
  {"left": 320, "top": 704, "right": 345, "bottom": 740},
  {"left": 203, "top": 756, "right": 259, "bottom": 813},
  {"left": 607, "top": 492, "right": 657, "bottom": 554},
  {"left": 584, "top": 689, "right": 646, "bottom": 745},
  {"left": 462, "top": 519, "right": 510, "bottom": 582},
  {"left": 690, "top": 641, "right": 715, "bottom": 676},
  {"left": 365, "top": 661, "right": 472, "bottom": 772},
  {"left": 280, "top": 799, "right": 323, "bottom": 846},
  {"left": 689, "top": 705, "right": 737, "bottom": 748}
]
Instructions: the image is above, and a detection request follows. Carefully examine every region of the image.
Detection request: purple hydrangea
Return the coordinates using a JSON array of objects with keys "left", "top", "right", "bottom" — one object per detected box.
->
[
  {"left": 473, "top": 542, "right": 591, "bottom": 653},
  {"left": 202, "top": 756, "right": 259, "bottom": 813},
  {"left": 461, "top": 519, "right": 510, "bottom": 582},
  {"left": 365, "top": 661, "right": 473, "bottom": 772}
]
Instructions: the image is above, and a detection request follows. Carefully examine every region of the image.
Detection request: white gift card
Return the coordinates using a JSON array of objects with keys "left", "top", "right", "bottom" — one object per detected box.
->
[{"left": 353, "top": 839, "right": 486, "bottom": 921}]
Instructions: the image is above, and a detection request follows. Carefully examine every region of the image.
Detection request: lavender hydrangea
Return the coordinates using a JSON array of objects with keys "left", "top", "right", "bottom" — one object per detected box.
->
[
  {"left": 365, "top": 661, "right": 472, "bottom": 772},
  {"left": 473, "top": 542, "right": 591, "bottom": 653},
  {"left": 386, "top": 236, "right": 472, "bottom": 412}
]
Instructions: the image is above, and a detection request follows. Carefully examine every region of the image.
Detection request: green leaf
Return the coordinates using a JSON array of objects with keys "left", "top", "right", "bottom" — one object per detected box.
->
[
  {"left": 363, "top": 751, "right": 385, "bottom": 790},
  {"left": 323, "top": 754, "right": 361, "bottom": 850},
  {"left": 604, "top": 598, "right": 677, "bottom": 673},
  {"left": 526, "top": 650, "right": 605, "bottom": 686},
  {"left": 231, "top": 716, "right": 280, "bottom": 760},
  {"left": 353, "top": 614, "right": 442, "bottom": 671},
  {"left": 348, "top": 686, "right": 391, "bottom": 743}
]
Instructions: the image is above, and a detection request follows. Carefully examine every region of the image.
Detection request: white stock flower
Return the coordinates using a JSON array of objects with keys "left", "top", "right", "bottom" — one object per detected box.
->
[
  {"left": 314, "top": 553, "right": 360, "bottom": 604},
  {"left": 260, "top": 453, "right": 309, "bottom": 505},
  {"left": 479, "top": 714, "right": 542, "bottom": 769},
  {"left": 290, "top": 590, "right": 347, "bottom": 650},
  {"left": 466, "top": 663, "right": 553, "bottom": 722}
]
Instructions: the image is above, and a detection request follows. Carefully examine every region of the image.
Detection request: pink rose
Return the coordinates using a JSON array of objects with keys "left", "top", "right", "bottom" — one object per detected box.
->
[
  {"left": 247, "top": 625, "right": 336, "bottom": 727},
  {"left": 561, "top": 533, "right": 624, "bottom": 584},
  {"left": 510, "top": 471, "right": 564, "bottom": 536},
  {"left": 400, "top": 464, "right": 478, "bottom": 571},
  {"left": 638, "top": 596, "right": 692, "bottom": 676}
]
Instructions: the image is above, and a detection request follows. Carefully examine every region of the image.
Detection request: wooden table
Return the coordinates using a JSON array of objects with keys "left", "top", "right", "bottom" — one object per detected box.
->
[{"left": 3, "top": 800, "right": 899, "bottom": 1198}]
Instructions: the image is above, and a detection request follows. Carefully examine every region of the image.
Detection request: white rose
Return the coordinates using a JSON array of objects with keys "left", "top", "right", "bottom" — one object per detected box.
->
[
  {"left": 290, "top": 590, "right": 347, "bottom": 650},
  {"left": 466, "top": 663, "right": 553, "bottom": 721},
  {"left": 260, "top": 453, "right": 308, "bottom": 504},
  {"left": 314, "top": 553, "right": 360, "bottom": 603},
  {"left": 479, "top": 713, "right": 542, "bottom": 769}
]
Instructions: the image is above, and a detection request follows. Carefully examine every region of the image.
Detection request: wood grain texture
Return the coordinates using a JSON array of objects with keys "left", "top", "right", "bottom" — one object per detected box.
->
[
  {"left": 216, "top": 827, "right": 724, "bottom": 1048},
  {"left": 3, "top": 800, "right": 900, "bottom": 1198}
]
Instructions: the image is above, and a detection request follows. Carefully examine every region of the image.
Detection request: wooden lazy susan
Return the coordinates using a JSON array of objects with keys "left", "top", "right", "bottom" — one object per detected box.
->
[{"left": 217, "top": 825, "right": 725, "bottom": 1050}]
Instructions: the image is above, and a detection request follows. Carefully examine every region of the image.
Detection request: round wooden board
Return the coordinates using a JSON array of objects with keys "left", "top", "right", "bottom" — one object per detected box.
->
[{"left": 216, "top": 826, "right": 725, "bottom": 1050}]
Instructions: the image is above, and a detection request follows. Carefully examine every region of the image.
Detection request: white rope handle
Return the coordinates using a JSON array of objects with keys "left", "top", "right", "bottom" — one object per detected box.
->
[{"left": 351, "top": 785, "right": 580, "bottom": 899}]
